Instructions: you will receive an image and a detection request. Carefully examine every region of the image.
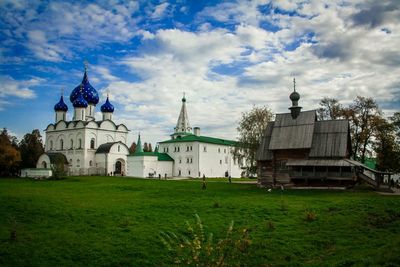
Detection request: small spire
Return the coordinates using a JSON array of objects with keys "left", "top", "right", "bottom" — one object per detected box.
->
[
  {"left": 293, "top": 78, "right": 296, "bottom": 92},
  {"left": 289, "top": 79, "right": 301, "bottom": 119},
  {"left": 175, "top": 95, "right": 191, "bottom": 133}
]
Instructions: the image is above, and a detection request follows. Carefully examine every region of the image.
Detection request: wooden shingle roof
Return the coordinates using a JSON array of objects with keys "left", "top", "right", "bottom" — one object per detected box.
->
[
  {"left": 269, "top": 110, "right": 317, "bottom": 150},
  {"left": 256, "top": 122, "right": 274, "bottom": 161},
  {"left": 256, "top": 110, "right": 351, "bottom": 161},
  {"left": 309, "top": 120, "right": 349, "bottom": 158}
]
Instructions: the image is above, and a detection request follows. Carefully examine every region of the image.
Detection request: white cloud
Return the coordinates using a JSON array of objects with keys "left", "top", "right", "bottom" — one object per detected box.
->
[
  {"left": 27, "top": 30, "right": 65, "bottom": 62},
  {"left": 1, "top": 0, "right": 399, "bottom": 145},
  {"left": 0, "top": 75, "right": 40, "bottom": 110},
  {"left": 105, "top": 1, "right": 399, "bottom": 145},
  {"left": 0, "top": 1, "right": 141, "bottom": 62},
  {"left": 93, "top": 66, "right": 119, "bottom": 82},
  {"left": 151, "top": 2, "right": 169, "bottom": 19}
]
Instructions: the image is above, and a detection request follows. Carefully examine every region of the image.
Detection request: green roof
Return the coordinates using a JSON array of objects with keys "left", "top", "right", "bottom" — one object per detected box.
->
[
  {"left": 128, "top": 151, "right": 174, "bottom": 162},
  {"left": 159, "top": 134, "right": 238, "bottom": 146}
]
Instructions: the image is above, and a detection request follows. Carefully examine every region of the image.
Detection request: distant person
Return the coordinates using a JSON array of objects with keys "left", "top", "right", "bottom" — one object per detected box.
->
[
  {"left": 202, "top": 174, "right": 207, "bottom": 190},
  {"left": 228, "top": 175, "right": 231, "bottom": 183}
]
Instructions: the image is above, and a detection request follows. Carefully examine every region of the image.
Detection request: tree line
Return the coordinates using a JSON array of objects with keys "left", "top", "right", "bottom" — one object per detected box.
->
[
  {"left": 0, "top": 128, "right": 44, "bottom": 177},
  {"left": 129, "top": 141, "right": 153, "bottom": 153},
  {"left": 235, "top": 96, "right": 400, "bottom": 174}
]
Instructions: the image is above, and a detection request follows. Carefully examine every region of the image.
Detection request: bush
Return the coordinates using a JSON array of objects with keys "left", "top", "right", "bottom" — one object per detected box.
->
[
  {"left": 160, "top": 214, "right": 251, "bottom": 266},
  {"left": 304, "top": 210, "right": 317, "bottom": 222}
]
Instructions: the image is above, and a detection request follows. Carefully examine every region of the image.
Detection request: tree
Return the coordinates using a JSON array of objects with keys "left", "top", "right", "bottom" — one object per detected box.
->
[
  {"left": 129, "top": 142, "right": 137, "bottom": 154},
  {"left": 390, "top": 112, "right": 400, "bottom": 142},
  {"left": 234, "top": 106, "right": 274, "bottom": 175},
  {"left": 374, "top": 116, "right": 400, "bottom": 173},
  {"left": 0, "top": 128, "right": 21, "bottom": 176},
  {"left": 148, "top": 143, "right": 153, "bottom": 152},
  {"left": 317, "top": 97, "right": 343, "bottom": 120},
  {"left": 342, "top": 96, "right": 381, "bottom": 163},
  {"left": 143, "top": 142, "right": 149, "bottom": 152},
  {"left": 19, "top": 129, "right": 44, "bottom": 169},
  {"left": 51, "top": 153, "right": 68, "bottom": 179}
]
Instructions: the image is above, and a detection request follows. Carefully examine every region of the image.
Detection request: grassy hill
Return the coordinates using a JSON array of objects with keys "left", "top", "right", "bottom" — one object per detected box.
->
[{"left": 0, "top": 176, "right": 399, "bottom": 266}]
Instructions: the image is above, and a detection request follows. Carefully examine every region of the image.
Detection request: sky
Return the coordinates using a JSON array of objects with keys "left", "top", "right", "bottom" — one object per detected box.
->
[{"left": 1, "top": 0, "right": 399, "bottom": 146}]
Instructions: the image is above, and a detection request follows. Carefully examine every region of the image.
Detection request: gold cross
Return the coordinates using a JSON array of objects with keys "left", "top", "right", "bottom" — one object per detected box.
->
[{"left": 84, "top": 60, "right": 89, "bottom": 71}]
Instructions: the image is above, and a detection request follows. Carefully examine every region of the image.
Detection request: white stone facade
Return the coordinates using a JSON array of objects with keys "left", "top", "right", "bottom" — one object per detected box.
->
[
  {"left": 41, "top": 120, "right": 129, "bottom": 176},
  {"left": 158, "top": 140, "right": 242, "bottom": 178},
  {"left": 126, "top": 97, "right": 244, "bottom": 179},
  {"left": 37, "top": 68, "right": 129, "bottom": 176}
]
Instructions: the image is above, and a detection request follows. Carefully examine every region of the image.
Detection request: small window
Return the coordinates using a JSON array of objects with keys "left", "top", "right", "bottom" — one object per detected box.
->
[
  {"left": 188, "top": 170, "right": 191, "bottom": 175},
  {"left": 118, "top": 145, "right": 120, "bottom": 152},
  {"left": 187, "top": 146, "right": 189, "bottom": 151},
  {"left": 70, "top": 139, "right": 74, "bottom": 149},
  {"left": 178, "top": 147, "right": 180, "bottom": 152},
  {"left": 89, "top": 160, "right": 93, "bottom": 167},
  {"left": 60, "top": 139, "right": 64, "bottom": 150},
  {"left": 174, "top": 147, "right": 177, "bottom": 152},
  {"left": 190, "top": 146, "right": 192, "bottom": 151},
  {"left": 77, "top": 159, "right": 80, "bottom": 168},
  {"left": 190, "top": 158, "right": 193, "bottom": 163},
  {"left": 50, "top": 140, "right": 53, "bottom": 150},
  {"left": 178, "top": 170, "right": 181, "bottom": 176},
  {"left": 204, "top": 146, "right": 207, "bottom": 152},
  {"left": 218, "top": 148, "right": 220, "bottom": 153},
  {"left": 187, "top": 158, "right": 189, "bottom": 163},
  {"left": 225, "top": 157, "right": 228, "bottom": 164},
  {"left": 224, "top": 149, "right": 226, "bottom": 153},
  {"left": 79, "top": 139, "right": 82, "bottom": 148},
  {"left": 220, "top": 160, "right": 222, "bottom": 164},
  {"left": 90, "top": 138, "right": 95, "bottom": 149}
]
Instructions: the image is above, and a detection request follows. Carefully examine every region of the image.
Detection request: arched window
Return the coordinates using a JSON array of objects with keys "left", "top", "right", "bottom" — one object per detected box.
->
[
  {"left": 70, "top": 139, "right": 73, "bottom": 149},
  {"left": 118, "top": 145, "right": 120, "bottom": 152},
  {"left": 60, "top": 139, "right": 64, "bottom": 150},
  {"left": 50, "top": 140, "right": 53, "bottom": 150},
  {"left": 89, "top": 160, "right": 93, "bottom": 167},
  {"left": 90, "top": 138, "right": 95, "bottom": 149},
  {"left": 41, "top": 161, "right": 47, "bottom": 169},
  {"left": 79, "top": 139, "right": 82, "bottom": 148}
]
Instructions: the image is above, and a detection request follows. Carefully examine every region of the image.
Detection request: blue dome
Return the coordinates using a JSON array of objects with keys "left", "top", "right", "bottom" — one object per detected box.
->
[
  {"left": 54, "top": 96, "right": 68, "bottom": 112},
  {"left": 73, "top": 91, "right": 88, "bottom": 108},
  {"left": 101, "top": 96, "right": 114, "bottom": 113},
  {"left": 70, "top": 70, "right": 99, "bottom": 105}
]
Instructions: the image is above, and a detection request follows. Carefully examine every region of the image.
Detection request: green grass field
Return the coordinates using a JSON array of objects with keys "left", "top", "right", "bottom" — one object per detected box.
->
[{"left": 1, "top": 176, "right": 399, "bottom": 266}]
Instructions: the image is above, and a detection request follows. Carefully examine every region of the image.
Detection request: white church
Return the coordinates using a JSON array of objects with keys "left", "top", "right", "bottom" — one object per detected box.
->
[
  {"left": 34, "top": 66, "right": 244, "bottom": 178},
  {"left": 127, "top": 95, "right": 244, "bottom": 178},
  {"left": 36, "top": 66, "right": 129, "bottom": 176}
]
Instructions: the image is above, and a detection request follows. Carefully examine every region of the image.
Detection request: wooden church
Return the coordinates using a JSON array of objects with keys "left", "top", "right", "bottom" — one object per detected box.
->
[{"left": 256, "top": 80, "right": 385, "bottom": 188}]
